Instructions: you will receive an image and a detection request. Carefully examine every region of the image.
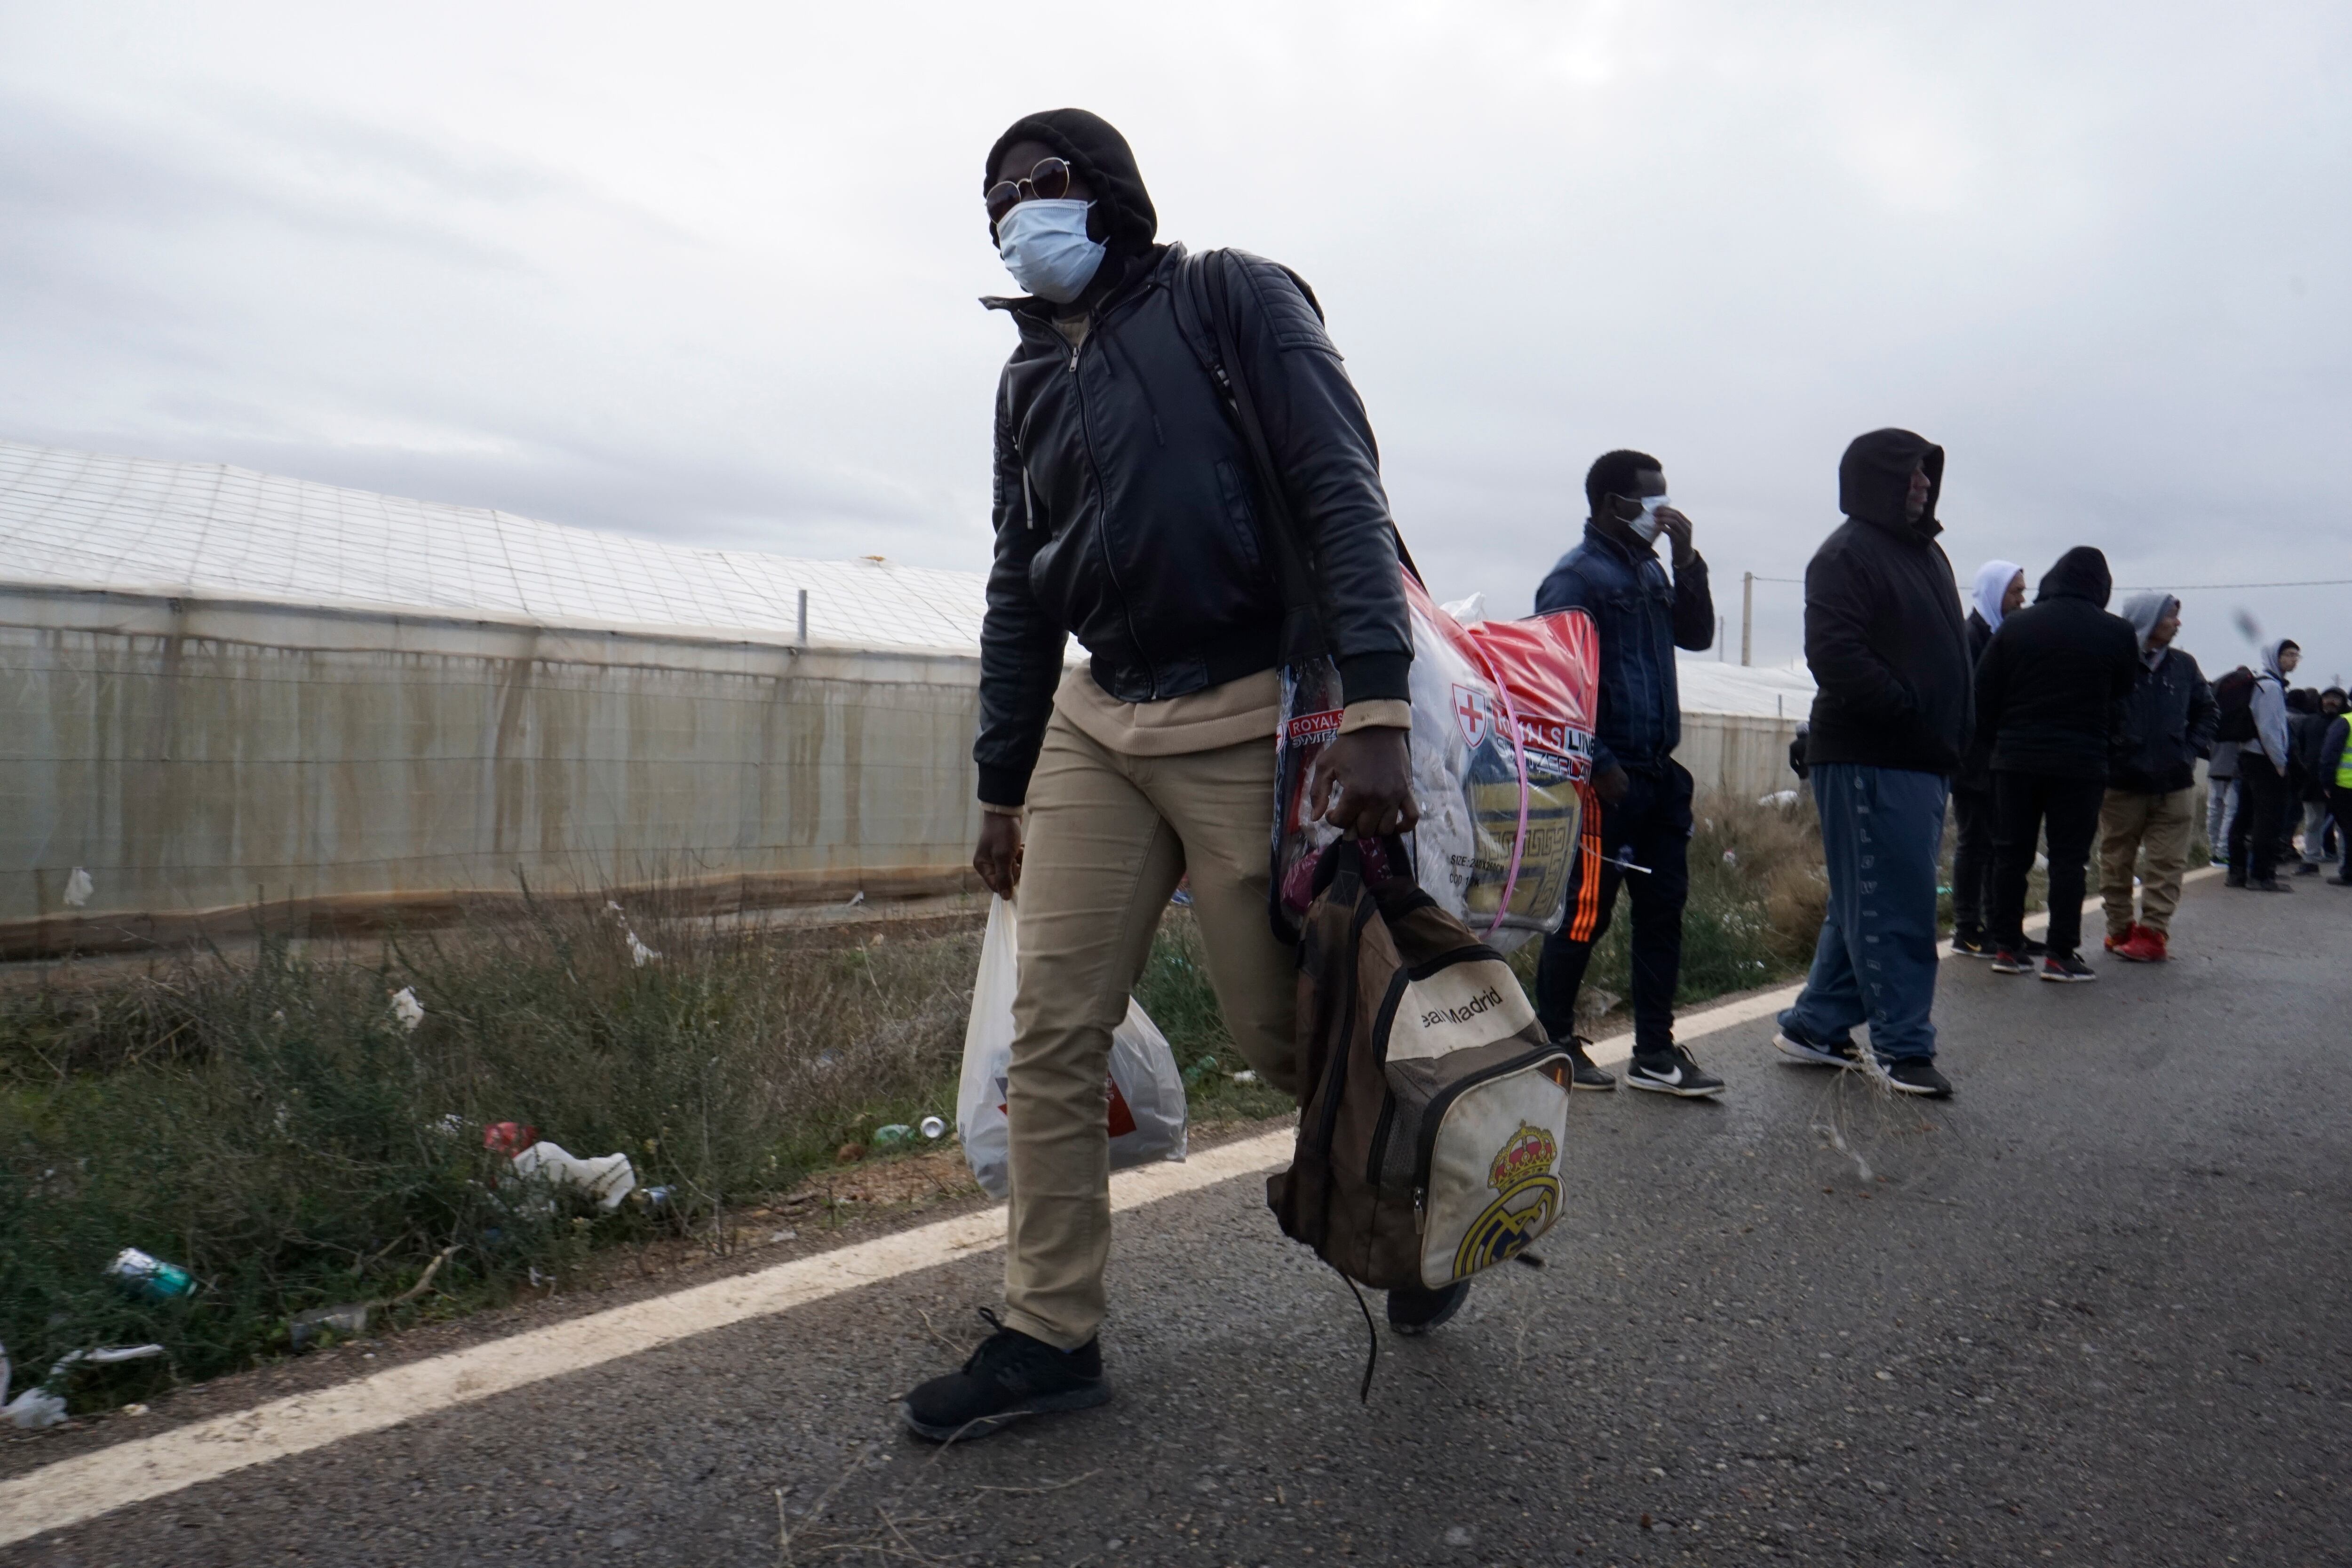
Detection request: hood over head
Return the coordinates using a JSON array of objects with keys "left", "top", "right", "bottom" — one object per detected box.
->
[
  {"left": 2260, "top": 638, "right": 2296, "bottom": 682},
  {"left": 2119, "top": 589, "right": 2178, "bottom": 664},
  {"left": 1838, "top": 428, "right": 1945, "bottom": 538},
  {"left": 2036, "top": 546, "right": 2113, "bottom": 609},
  {"left": 986, "top": 109, "right": 1157, "bottom": 254},
  {"left": 1973, "top": 559, "right": 2026, "bottom": 631}
]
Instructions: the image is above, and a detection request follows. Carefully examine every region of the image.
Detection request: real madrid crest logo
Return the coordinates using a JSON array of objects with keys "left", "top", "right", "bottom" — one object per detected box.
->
[{"left": 1451, "top": 1122, "right": 1561, "bottom": 1280}]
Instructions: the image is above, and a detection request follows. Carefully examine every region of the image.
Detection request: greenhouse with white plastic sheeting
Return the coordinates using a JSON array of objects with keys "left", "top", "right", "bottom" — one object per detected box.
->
[
  {"left": 0, "top": 441, "right": 992, "bottom": 958},
  {"left": 0, "top": 439, "right": 1815, "bottom": 960}
]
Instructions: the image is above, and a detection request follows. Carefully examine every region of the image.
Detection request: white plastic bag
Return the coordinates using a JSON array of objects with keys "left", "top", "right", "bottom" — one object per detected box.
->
[{"left": 957, "top": 895, "right": 1187, "bottom": 1200}]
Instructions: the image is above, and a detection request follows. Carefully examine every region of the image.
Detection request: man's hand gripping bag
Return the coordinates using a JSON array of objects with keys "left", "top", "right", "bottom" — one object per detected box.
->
[{"left": 1268, "top": 840, "right": 1574, "bottom": 1290}]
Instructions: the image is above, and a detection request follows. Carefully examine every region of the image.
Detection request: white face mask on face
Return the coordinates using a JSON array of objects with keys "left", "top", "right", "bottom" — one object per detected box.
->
[
  {"left": 1627, "top": 494, "right": 1671, "bottom": 544},
  {"left": 996, "top": 199, "right": 1107, "bottom": 304}
]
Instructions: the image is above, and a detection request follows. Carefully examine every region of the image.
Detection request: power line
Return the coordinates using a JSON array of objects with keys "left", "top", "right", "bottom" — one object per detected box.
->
[{"left": 1750, "top": 576, "right": 2352, "bottom": 588}]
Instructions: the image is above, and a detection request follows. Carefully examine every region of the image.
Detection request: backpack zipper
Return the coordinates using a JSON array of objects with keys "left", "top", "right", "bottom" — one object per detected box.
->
[{"left": 1410, "top": 1047, "right": 1572, "bottom": 1201}]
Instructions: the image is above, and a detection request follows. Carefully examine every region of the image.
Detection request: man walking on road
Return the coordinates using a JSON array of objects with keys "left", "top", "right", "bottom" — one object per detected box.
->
[
  {"left": 1772, "top": 430, "right": 1972, "bottom": 1098},
  {"left": 2228, "top": 639, "right": 2301, "bottom": 891},
  {"left": 1977, "top": 547, "right": 2139, "bottom": 982},
  {"left": 903, "top": 109, "right": 1427, "bottom": 1442},
  {"left": 2098, "top": 592, "right": 2216, "bottom": 963},
  {"left": 1951, "top": 559, "right": 2026, "bottom": 957},
  {"left": 2319, "top": 698, "right": 2352, "bottom": 887},
  {"left": 2289, "top": 687, "right": 2344, "bottom": 874},
  {"left": 1531, "top": 450, "right": 1720, "bottom": 1098}
]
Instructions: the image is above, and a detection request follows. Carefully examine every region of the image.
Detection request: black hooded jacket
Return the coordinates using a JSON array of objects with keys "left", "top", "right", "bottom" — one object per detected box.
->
[
  {"left": 1973, "top": 548, "right": 2140, "bottom": 780},
  {"left": 1802, "top": 430, "right": 1974, "bottom": 775},
  {"left": 973, "top": 112, "right": 1409, "bottom": 806}
]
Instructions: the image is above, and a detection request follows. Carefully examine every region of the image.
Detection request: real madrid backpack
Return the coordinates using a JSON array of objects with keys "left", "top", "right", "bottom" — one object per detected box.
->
[{"left": 1269, "top": 837, "right": 1576, "bottom": 1299}]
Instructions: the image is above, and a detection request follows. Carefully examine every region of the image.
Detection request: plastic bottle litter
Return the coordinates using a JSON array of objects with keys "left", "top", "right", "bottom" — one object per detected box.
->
[
  {"left": 106, "top": 1248, "right": 196, "bottom": 1302},
  {"left": 872, "top": 1123, "right": 913, "bottom": 1146},
  {"left": 483, "top": 1121, "right": 540, "bottom": 1155},
  {"left": 2, "top": 1342, "right": 165, "bottom": 1430},
  {"left": 1181, "top": 1056, "right": 1219, "bottom": 1087},
  {"left": 389, "top": 987, "right": 425, "bottom": 1032},
  {"left": 511, "top": 1142, "right": 636, "bottom": 1210},
  {"left": 640, "top": 1185, "right": 674, "bottom": 1208},
  {"left": 918, "top": 1115, "right": 946, "bottom": 1140},
  {"left": 1228, "top": 1069, "right": 1259, "bottom": 1084},
  {"left": 288, "top": 1302, "right": 372, "bottom": 1350}
]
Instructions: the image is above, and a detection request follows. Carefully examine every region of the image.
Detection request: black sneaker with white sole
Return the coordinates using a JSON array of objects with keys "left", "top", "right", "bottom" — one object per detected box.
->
[
  {"left": 1989, "top": 947, "right": 2032, "bottom": 974},
  {"left": 1562, "top": 1036, "right": 1617, "bottom": 1091},
  {"left": 1950, "top": 928, "right": 1993, "bottom": 958},
  {"left": 1877, "top": 1057, "right": 1953, "bottom": 1098},
  {"left": 1623, "top": 1046, "right": 1725, "bottom": 1098},
  {"left": 1387, "top": 1280, "right": 1471, "bottom": 1336},
  {"left": 897, "top": 1310, "right": 1111, "bottom": 1442},
  {"left": 1772, "top": 1020, "right": 1863, "bottom": 1069},
  {"left": 2040, "top": 951, "right": 2096, "bottom": 982}
]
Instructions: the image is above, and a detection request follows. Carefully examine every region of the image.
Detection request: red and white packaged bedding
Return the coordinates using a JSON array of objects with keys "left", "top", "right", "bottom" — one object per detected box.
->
[{"left": 1273, "top": 573, "right": 1600, "bottom": 953}]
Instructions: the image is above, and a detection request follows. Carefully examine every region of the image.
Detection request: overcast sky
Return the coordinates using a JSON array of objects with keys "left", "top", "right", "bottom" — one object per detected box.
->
[{"left": 3, "top": 1, "right": 2346, "bottom": 682}]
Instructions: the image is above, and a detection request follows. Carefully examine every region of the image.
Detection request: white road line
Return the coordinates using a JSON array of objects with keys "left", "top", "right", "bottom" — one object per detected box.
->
[{"left": 0, "top": 868, "right": 2217, "bottom": 1544}]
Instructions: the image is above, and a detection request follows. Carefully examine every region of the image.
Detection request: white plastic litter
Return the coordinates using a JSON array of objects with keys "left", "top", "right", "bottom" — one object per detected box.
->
[
  {"left": 389, "top": 987, "right": 425, "bottom": 1032},
  {"left": 956, "top": 895, "right": 1186, "bottom": 1199},
  {"left": 604, "top": 902, "right": 660, "bottom": 966},
  {"left": 1758, "top": 789, "right": 1800, "bottom": 808},
  {"left": 511, "top": 1142, "right": 638, "bottom": 1210},
  {"left": 2, "top": 1341, "right": 165, "bottom": 1430},
  {"left": 63, "top": 867, "right": 93, "bottom": 908}
]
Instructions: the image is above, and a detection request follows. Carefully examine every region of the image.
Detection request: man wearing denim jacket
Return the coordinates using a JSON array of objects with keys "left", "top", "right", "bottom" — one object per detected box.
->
[{"left": 1530, "top": 449, "right": 1719, "bottom": 1097}]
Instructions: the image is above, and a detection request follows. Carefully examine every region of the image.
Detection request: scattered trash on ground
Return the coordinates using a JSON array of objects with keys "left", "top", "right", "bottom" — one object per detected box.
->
[
  {"left": 1758, "top": 789, "right": 1800, "bottom": 808},
  {"left": 1228, "top": 1069, "right": 1259, "bottom": 1084},
  {"left": 389, "top": 987, "right": 425, "bottom": 1032},
  {"left": 1723, "top": 849, "right": 1740, "bottom": 867},
  {"left": 845, "top": 890, "right": 866, "bottom": 907},
  {"left": 482, "top": 1121, "right": 539, "bottom": 1155},
  {"left": 768, "top": 1228, "right": 797, "bottom": 1244},
  {"left": 604, "top": 901, "right": 662, "bottom": 965},
  {"left": 918, "top": 1115, "right": 946, "bottom": 1140},
  {"left": 63, "top": 867, "right": 94, "bottom": 907},
  {"left": 2, "top": 1341, "right": 166, "bottom": 1429},
  {"left": 288, "top": 1301, "right": 371, "bottom": 1350},
  {"left": 1181, "top": 1055, "right": 1219, "bottom": 1087},
  {"left": 105, "top": 1247, "right": 196, "bottom": 1302},
  {"left": 872, "top": 1123, "right": 914, "bottom": 1146},
  {"left": 511, "top": 1142, "right": 636, "bottom": 1209},
  {"left": 640, "top": 1185, "right": 674, "bottom": 1209}
]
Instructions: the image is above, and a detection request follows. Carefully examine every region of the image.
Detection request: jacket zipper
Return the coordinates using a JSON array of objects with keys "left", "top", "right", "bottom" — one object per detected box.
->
[{"left": 1064, "top": 289, "right": 1156, "bottom": 696}]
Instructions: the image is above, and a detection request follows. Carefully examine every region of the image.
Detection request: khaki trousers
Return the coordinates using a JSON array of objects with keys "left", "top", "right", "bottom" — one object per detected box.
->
[
  {"left": 1002, "top": 709, "right": 1300, "bottom": 1349},
  {"left": 2098, "top": 787, "right": 2194, "bottom": 939}
]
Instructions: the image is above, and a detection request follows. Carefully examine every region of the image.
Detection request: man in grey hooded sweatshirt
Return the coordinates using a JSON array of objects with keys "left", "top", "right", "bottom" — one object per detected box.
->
[
  {"left": 2227, "top": 638, "right": 2301, "bottom": 891},
  {"left": 2098, "top": 592, "right": 2216, "bottom": 961}
]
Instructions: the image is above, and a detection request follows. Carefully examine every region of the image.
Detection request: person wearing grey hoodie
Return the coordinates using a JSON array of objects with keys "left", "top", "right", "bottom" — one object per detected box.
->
[
  {"left": 2097, "top": 592, "right": 2216, "bottom": 961},
  {"left": 2226, "top": 638, "right": 2300, "bottom": 891}
]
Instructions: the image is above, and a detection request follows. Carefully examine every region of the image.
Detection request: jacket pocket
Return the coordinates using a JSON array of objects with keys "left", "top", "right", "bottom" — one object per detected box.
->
[{"left": 1214, "top": 458, "right": 1267, "bottom": 575}]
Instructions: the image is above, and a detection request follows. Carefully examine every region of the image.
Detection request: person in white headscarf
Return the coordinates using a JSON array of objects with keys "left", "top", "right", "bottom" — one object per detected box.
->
[{"left": 1948, "top": 560, "right": 2027, "bottom": 955}]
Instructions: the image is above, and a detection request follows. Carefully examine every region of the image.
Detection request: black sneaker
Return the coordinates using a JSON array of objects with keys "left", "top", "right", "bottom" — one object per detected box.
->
[
  {"left": 2040, "top": 952, "right": 2096, "bottom": 983},
  {"left": 897, "top": 1310, "right": 1112, "bottom": 1443},
  {"left": 1623, "top": 1046, "right": 1725, "bottom": 1098},
  {"left": 1950, "top": 928, "right": 1993, "bottom": 958},
  {"left": 2295, "top": 862, "right": 2320, "bottom": 876},
  {"left": 1387, "top": 1280, "right": 1471, "bottom": 1336},
  {"left": 1563, "top": 1036, "right": 1616, "bottom": 1091},
  {"left": 2023, "top": 938, "right": 2048, "bottom": 958},
  {"left": 2251, "top": 877, "right": 2294, "bottom": 892},
  {"left": 1989, "top": 947, "right": 2032, "bottom": 974},
  {"left": 2225, "top": 869, "right": 2248, "bottom": 888},
  {"left": 1772, "top": 1020, "right": 1863, "bottom": 1069},
  {"left": 1877, "top": 1057, "right": 1953, "bottom": 1098}
]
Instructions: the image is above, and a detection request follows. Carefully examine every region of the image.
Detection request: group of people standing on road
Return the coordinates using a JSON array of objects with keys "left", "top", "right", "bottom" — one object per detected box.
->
[{"left": 902, "top": 105, "right": 2342, "bottom": 1442}]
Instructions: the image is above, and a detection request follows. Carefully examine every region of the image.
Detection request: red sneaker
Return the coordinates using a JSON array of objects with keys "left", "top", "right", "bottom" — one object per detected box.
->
[
  {"left": 2102, "top": 924, "right": 2138, "bottom": 954},
  {"left": 2115, "top": 927, "right": 2168, "bottom": 963}
]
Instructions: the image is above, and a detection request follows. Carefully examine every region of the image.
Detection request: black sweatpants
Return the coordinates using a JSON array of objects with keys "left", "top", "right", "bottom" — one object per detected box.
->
[
  {"left": 2229, "top": 754, "right": 2288, "bottom": 882},
  {"left": 2333, "top": 786, "right": 2352, "bottom": 880},
  {"left": 1991, "top": 770, "right": 2106, "bottom": 956},
  {"left": 1535, "top": 761, "right": 1692, "bottom": 1056},
  {"left": 1949, "top": 783, "right": 1995, "bottom": 937}
]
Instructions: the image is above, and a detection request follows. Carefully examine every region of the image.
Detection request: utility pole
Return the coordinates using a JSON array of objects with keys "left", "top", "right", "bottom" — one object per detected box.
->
[
  {"left": 1741, "top": 572, "right": 1754, "bottom": 667},
  {"left": 1717, "top": 616, "right": 1725, "bottom": 660}
]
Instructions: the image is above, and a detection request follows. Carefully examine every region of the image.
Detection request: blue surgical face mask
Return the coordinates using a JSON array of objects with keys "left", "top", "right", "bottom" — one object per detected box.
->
[
  {"left": 996, "top": 199, "right": 1106, "bottom": 304},
  {"left": 1628, "top": 494, "right": 1671, "bottom": 544}
]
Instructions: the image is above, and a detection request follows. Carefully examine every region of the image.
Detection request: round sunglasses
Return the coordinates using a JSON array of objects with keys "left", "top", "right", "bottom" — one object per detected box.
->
[{"left": 985, "top": 157, "right": 1074, "bottom": 224}]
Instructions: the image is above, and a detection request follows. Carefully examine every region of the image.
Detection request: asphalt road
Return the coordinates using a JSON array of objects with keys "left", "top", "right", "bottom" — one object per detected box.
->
[{"left": 13, "top": 875, "right": 2350, "bottom": 1567}]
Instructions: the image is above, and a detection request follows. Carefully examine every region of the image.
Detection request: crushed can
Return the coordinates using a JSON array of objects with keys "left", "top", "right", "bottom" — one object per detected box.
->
[{"left": 107, "top": 1247, "right": 196, "bottom": 1302}]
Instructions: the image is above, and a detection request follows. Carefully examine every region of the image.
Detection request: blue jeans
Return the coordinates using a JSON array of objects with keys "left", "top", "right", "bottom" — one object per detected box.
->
[{"left": 1780, "top": 763, "right": 1950, "bottom": 1062}]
